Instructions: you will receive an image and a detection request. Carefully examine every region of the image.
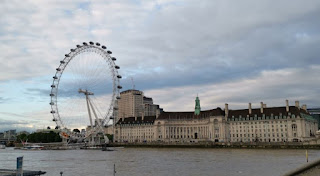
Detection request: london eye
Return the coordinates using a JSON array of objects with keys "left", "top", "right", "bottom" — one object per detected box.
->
[{"left": 50, "top": 41, "right": 121, "bottom": 144}]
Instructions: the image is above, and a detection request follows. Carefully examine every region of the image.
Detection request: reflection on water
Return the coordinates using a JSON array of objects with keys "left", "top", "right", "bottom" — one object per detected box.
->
[{"left": 1, "top": 147, "right": 320, "bottom": 176}]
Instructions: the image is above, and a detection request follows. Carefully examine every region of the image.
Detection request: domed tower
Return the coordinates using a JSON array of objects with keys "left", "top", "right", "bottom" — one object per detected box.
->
[{"left": 194, "top": 95, "right": 201, "bottom": 115}]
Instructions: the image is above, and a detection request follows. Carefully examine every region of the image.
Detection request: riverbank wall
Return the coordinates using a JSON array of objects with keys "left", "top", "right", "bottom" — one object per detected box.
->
[{"left": 110, "top": 142, "right": 320, "bottom": 149}]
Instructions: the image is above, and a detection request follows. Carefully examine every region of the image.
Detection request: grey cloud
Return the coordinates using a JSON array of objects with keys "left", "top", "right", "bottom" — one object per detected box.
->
[
  {"left": 144, "top": 66, "right": 320, "bottom": 112},
  {"left": 0, "top": 97, "right": 10, "bottom": 104}
]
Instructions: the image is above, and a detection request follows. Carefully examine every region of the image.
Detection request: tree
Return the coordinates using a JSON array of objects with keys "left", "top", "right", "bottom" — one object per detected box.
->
[
  {"left": 106, "top": 134, "right": 113, "bottom": 141},
  {"left": 16, "top": 134, "right": 27, "bottom": 142},
  {"left": 20, "top": 132, "right": 62, "bottom": 143}
]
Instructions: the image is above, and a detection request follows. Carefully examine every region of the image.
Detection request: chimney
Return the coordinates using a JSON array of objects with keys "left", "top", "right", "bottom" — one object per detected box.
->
[
  {"left": 260, "top": 102, "right": 263, "bottom": 114},
  {"left": 248, "top": 103, "right": 252, "bottom": 114},
  {"left": 225, "top": 103, "right": 229, "bottom": 116},
  {"left": 156, "top": 109, "right": 160, "bottom": 119},
  {"left": 141, "top": 104, "right": 145, "bottom": 121},
  {"left": 302, "top": 104, "right": 307, "bottom": 111},
  {"left": 286, "top": 100, "right": 289, "bottom": 112},
  {"left": 263, "top": 104, "right": 267, "bottom": 108},
  {"left": 295, "top": 101, "right": 300, "bottom": 109}
]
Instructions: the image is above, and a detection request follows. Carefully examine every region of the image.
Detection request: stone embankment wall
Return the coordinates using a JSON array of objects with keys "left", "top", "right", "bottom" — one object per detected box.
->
[{"left": 111, "top": 142, "right": 320, "bottom": 149}]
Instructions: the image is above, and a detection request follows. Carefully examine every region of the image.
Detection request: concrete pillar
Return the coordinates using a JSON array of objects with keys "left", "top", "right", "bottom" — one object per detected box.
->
[
  {"left": 260, "top": 102, "right": 264, "bottom": 114},
  {"left": 302, "top": 104, "right": 307, "bottom": 111},
  {"left": 156, "top": 109, "right": 160, "bottom": 119},
  {"left": 286, "top": 100, "right": 289, "bottom": 112},
  {"left": 295, "top": 101, "right": 300, "bottom": 109},
  {"left": 249, "top": 103, "right": 252, "bottom": 115}
]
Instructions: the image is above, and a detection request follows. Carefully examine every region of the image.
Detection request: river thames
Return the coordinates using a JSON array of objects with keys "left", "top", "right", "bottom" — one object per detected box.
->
[{"left": 1, "top": 147, "right": 320, "bottom": 176}]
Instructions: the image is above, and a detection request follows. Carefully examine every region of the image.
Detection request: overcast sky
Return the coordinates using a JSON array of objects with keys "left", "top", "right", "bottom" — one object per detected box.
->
[{"left": 1, "top": 0, "right": 320, "bottom": 132}]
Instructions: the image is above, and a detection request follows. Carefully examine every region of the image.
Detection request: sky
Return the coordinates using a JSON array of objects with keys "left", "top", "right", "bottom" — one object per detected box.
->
[{"left": 1, "top": 0, "right": 320, "bottom": 132}]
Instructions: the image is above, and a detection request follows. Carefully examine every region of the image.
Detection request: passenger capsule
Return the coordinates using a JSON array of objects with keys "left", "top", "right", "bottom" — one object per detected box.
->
[
  {"left": 89, "top": 41, "right": 94, "bottom": 45},
  {"left": 53, "top": 76, "right": 58, "bottom": 79},
  {"left": 114, "top": 107, "right": 118, "bottom": 110},
  {"left": 65, "top": 54, "right": 70, "bottom": 57},
  {"left": 52, "top": 118, "right": 57, "bottom": 121},
  {"left": 110, "top": 117, "right": 114, "bottom": 119},
  {"left": 117, "top": 85, "right": 122, "bottom": 89},
  {"left": 60, "top": 61, "right": 65, "bottom": 64},
  {"left": 111, "top": 57, "right": 116, "bottom": 61},
  {"left": 107, "top": 50, "right": 112, "bottom": 54},
  {"left": 117, "top": 75, "right": 122, "bottom": 79},
  {"left": 50, "top": 102, "right": 54, "bottom": 105},
  {"left": 51, "top": 85, "right": 56, "bottom": 88},
  {"left": 56, "top": 68, "right": 61, "bottom": 71},
  {"left": 83, "top": 42, "right": 88, "bottom": 45},
  {"left": 96, "top": 42, "right": 100, "bottom": 46},
  {"left": 50, "top": 93, "right": 54, "bottom": 96},
  {"left": 102, "top": 46, "right": 106, "bottom": 49},
  {"left": 115, "top": 65, "right": 120, "bottom": 69},
  {"left": 50, "top": 110, "right": 55, "bottom": 113},
  {"left": 70, "top": 49, "right": 75, "bottom": 52},
  {"left": 76, "top": 45, "right": 81, "bottom": 48},
  {"left": 116, "top": 96, "right": 121, "bottom": 99}
]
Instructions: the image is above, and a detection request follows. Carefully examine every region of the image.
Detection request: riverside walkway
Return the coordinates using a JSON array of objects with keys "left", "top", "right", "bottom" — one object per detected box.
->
[
  {"left": 0, "top": 169, "right": 46, "bottom": 176},
  {"left": 284, "top": 159, "right": 320, "bottom": 176}
]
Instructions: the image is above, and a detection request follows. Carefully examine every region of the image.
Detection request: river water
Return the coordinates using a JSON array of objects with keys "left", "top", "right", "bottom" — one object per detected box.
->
[{"left": 1, "top": 147, "right": 320, "bottom": 176}]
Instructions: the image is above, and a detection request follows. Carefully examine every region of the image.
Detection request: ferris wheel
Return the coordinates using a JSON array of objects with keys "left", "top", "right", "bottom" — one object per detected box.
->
[{"left": 50, "top": 41, "right": 122, "bottom": 143}]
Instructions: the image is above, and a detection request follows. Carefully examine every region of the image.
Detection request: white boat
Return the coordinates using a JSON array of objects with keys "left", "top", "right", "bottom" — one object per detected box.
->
[
  {"left": 0, "top": 144, "right": 5, "bottom": 149},
  {"left": 22, "top": 145, "right": 44, "bottom": 150}
]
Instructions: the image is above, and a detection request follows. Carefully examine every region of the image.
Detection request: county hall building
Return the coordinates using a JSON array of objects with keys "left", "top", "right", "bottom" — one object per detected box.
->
[{"left": 114, "top": 89, "right": 318, "bottom": 143}]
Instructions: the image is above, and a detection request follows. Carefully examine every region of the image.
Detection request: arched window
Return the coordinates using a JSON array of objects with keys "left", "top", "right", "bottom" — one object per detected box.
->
[{"left": 292, "top": 124, "right": 297, "bottom": 131}]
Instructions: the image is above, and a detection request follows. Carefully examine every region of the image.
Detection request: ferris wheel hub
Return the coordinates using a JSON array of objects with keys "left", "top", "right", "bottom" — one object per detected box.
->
[{"left": 78, "top": 88, "right": 94, "bottom": 95}]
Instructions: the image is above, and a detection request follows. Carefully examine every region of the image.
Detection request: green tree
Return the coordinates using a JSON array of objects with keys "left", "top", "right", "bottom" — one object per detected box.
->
[{"left": 16, "top": 134, "right": 28, "bottom": 142}]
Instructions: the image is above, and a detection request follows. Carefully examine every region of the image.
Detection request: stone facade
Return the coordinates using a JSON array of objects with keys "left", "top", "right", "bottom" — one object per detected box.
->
[{"left": 114, "top": 99, "right": 318, "bottom": 144}]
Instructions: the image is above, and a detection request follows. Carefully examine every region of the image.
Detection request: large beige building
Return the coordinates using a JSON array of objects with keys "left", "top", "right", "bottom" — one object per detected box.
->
[
  {"left": 117, "top": 89, "right": 161, "bottom": 119},
  {"left": 118, "top": 89, "right": 144, "bottom": 119},
  {"left": 114, "top": 93, "right": 318, "bottom": 144}
]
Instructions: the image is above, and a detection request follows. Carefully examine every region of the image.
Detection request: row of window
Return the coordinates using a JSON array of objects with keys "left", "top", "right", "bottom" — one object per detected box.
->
[
  {"left": 231, "top": 128, "right": 288, "bottom": 133},
  {"left": 231, "top": 133, "right": 287, "bottom": 138},
  {"left": 231, "top": 138, "right": 288, "bottom": 142}
]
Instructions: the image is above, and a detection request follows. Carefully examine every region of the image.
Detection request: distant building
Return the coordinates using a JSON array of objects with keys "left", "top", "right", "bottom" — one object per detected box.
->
[
  {"left": 114, "top": 97, "right": 318, "bottom": 143},
  {"left": 118, "top": 89, "right": 161, "bottom": 119},
  {"left": 81, "top": 129, "right": 86, "bottom": 135},
  {"left": 308, "top": 108, "right": 320, "bottom": 129},
  {"left": 118, "top": 89, "right": 143, "bottom": 119},
  {"left": 3, "top": 130, "right": 16, "bottom": 140}
]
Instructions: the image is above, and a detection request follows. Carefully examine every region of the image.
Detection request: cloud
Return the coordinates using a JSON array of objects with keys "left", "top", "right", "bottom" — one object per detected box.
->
[
  {"left": 1, "top": 0, "right": 320, "bottom": 130},
  {"left": 145, "top": 66, "right": 320, "bottom": 111},
  {"left": 0, "top": 118, "right": 37, "bottom": 132},
  {"left": 0, "top": 97, "right": 10, "bottom": 104}
]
